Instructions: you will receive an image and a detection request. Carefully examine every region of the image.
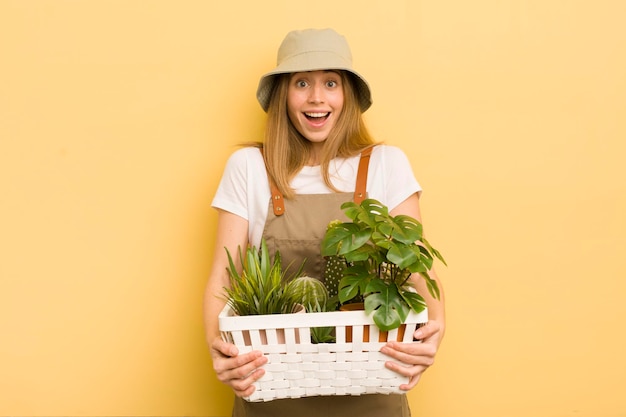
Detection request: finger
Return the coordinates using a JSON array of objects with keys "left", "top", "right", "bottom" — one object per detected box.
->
[
  {"left": 211, "top": 337, "right": 239, "bottom": 358},
  {"left": 231, "top": 367, "right": 266, "bottom": 397},
  {"left": 215, "top": 350, "right": 267, "bottom": 379},
  {"left": 381, "top": 342, "right": 437, "bottom": 366},
  {"left": 399, "top": 373, "right": 422, "bottom": 391},
  {"left": 384, "top": 359, "right": 427, "bottom": 391},
  {"left": 413, "top": 320, "right": 440, "bottom": 341},
  {"left": 385, "top": 356, "right": 428, "bottom": 376}
]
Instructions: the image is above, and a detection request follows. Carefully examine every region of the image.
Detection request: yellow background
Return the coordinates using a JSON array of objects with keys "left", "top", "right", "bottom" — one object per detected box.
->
[{"left": 1, "top": 1, "right": 625, "bottom": 416}]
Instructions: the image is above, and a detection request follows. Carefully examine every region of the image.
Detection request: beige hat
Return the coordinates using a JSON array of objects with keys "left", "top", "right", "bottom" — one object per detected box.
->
[{"left": 256, "top": 28, "right": 372, "bottom": 113}]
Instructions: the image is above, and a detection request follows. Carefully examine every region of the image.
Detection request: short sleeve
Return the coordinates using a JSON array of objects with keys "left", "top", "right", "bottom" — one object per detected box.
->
[
  {"left": 211, "top": 148, "right": 252, "bottom": 220},
  {"left": 367, "top": 145, "right": 422, "bottom": 211}
]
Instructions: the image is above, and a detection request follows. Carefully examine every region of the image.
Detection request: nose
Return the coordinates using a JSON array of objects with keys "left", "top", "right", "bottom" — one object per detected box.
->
[{"left": 308, "top": 83, "right": 324, "bottom": 104}]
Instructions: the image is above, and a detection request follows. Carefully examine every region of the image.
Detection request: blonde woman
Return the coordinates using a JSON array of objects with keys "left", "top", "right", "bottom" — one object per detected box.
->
[{"left": 204, "top": 28, "right": 445, "bottom": 417}]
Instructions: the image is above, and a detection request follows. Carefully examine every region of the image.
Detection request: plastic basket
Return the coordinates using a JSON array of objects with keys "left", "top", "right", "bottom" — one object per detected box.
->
[{"left": 218, "top": 304, "right": 428, "bottom": 402}]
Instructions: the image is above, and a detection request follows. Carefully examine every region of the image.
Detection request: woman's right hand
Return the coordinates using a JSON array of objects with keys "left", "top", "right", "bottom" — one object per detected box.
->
[{"left": 210, "top": 336, "right": 268, "bottom": 398}]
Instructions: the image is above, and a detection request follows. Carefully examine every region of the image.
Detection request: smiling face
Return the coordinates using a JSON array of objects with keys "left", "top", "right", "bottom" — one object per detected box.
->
[{"left": 287, "top": 70, "right": 345, "bottom": 145}]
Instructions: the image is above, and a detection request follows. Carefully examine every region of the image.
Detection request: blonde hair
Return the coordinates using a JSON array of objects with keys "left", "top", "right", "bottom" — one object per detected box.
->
[{"left": 262, "top": 71, "right": 376, "bottom": 199}]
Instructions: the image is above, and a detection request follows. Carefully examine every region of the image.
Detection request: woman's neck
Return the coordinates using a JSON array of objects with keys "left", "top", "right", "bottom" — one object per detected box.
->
[{"left": 306, "top": 143, "right": 324, "bottom": 166}]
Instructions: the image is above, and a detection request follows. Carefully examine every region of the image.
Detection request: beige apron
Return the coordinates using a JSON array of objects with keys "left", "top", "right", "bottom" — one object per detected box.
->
[{"left": 231, "top": 147, "right": 411, "bottom": 417}]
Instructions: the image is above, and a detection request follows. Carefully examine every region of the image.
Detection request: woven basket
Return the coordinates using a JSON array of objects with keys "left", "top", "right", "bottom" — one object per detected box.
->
[{"left": 218, "top": 304, "right": 428, "bottom": 402}]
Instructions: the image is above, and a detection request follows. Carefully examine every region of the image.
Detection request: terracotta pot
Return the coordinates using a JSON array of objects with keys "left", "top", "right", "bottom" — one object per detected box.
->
[{"left": 339, "top": 302, "right": 407, "bottom": 342}]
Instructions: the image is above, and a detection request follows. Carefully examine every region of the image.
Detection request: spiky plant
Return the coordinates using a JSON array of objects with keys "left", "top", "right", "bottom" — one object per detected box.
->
[{"left": 223, "top": 239, "right": 304, "bottom": 316}]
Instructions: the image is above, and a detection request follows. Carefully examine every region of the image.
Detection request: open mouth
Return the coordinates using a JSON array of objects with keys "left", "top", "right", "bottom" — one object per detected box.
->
[{"left": 304, "top": 112, "right": 330, "bottom": 122}]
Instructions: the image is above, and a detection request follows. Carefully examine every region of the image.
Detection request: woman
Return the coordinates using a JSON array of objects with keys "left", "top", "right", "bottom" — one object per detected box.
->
[{"left": 204, "top": 28, "right": 445, "bottom": 417}]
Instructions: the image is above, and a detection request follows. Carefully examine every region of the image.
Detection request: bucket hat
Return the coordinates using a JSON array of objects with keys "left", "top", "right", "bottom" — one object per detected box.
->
[{"left": 256, "top": 28, "right": 372, "bottom": 112}]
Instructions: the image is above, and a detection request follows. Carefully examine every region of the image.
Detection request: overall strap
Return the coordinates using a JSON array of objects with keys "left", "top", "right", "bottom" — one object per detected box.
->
[{"left": 265, "top": 146, "right": 375, "bottom": 216}]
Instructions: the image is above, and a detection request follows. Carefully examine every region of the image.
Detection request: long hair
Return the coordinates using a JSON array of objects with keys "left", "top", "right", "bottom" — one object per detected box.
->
[{"left": 263, "top": 71, "right": 376, "bottom": 199}]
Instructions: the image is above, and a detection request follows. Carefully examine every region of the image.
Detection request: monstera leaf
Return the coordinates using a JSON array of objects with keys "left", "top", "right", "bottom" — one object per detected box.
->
[{"left": 363, "top": 281, "right": 410, "bottom": 331}]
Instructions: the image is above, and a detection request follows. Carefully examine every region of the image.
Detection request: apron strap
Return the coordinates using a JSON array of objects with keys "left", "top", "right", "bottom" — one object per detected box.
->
[
  {"left": 269, "top": 182, "right": 285, "bottom": 216},
  {"left": 264, "top": 146, "right": 375, "bottom": 216},
  {"left": 259, "top": 148, "right": 285, "bottom": 216},
  {"left": 353, "top": 146, "right": 373, "bottom": 205}
]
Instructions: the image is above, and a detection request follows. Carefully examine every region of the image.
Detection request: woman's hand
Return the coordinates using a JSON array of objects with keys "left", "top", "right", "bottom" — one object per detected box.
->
[
  {"left": 380, "top": 320, "right": 444, "bottom": 391},
  {"left": 211, "top": 336, "right": 268, "bottom": 398}
]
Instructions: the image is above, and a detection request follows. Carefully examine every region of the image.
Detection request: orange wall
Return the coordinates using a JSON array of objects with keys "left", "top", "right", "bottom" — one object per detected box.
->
[{"left": 1, "top": 1, "right": 625, "bottom": 416}]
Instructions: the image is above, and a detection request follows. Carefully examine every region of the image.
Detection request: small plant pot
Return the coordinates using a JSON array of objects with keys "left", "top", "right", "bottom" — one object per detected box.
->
[{"left": 339, "top": 302, "right": 407, "bottom": 342}]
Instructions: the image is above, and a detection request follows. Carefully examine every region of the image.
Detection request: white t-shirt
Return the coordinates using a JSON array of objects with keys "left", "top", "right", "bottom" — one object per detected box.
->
[{"left": 211, "top": 144, "right": 422, "bottom": 248}]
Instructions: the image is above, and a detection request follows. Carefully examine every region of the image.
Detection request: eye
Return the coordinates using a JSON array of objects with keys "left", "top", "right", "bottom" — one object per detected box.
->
[{"left": 296, "top": 80, "right": 308, "bottom": 88}]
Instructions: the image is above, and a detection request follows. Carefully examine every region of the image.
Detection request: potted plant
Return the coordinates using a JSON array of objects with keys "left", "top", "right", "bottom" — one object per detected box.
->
[
  {"left": 222, "top": 239, "right": 306, "bottom": 316},
  {"left": 321, "top": 198, "right": 446, "bottom": 332}
]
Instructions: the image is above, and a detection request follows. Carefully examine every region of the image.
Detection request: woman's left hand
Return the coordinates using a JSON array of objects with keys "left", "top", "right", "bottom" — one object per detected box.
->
[{"left": 380, "top": 320, "right": 444, "bottom": 391}]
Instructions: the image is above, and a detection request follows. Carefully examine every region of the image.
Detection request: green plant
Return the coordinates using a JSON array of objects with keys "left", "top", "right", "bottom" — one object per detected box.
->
[
  {"left": 223, "top": 239, "right": 305, "bottom": 316},
  {"left": 288, "top": 276, "right": 336, "bottom": 343},
  {"left": 288, "top": 276, "right": 329, "bottom": 312},
  {"left": 309, "top": 306, "right": 336, "bottom": 344},
  {"left": 321, "top": 198, "right": 446, "bottom": 331}
]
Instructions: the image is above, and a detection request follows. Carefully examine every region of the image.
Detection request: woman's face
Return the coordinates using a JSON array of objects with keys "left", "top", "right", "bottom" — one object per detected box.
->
[{"left": 287, "top": 70, "right": 344, "bottom": 144}]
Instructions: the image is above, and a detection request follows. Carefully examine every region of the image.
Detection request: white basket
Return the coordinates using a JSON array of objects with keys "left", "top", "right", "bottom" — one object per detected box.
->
[{"left": 218, "top": 305, "right": 428, "bottom": 402}]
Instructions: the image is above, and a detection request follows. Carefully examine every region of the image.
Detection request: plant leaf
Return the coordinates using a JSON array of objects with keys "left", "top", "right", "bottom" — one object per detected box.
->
[
  {"left": 363, "top": 283, "right": 409, "bottom": 331},
  {"left": 420, "top": 272, "right": 441, "bottom": 300},
  {"left": 389, "top": 215, "right": 423, "bottom": 243},
  {"left": 338, "top": 264, "right": 372, "bottom": 303},
  {"left": 421, "top": 237, "right": 447, "bottom": 266},
  {"left": 341, "top": 199, "right": 388, "bottom": 227},
  {"left": 321, "top": 223, "right": 371, "bottom": 257},
  {"left": 400, "top": 289, "right": 427, "bottom": 313},
  {"left": 386, "top": 243, "right": 419, "bottom": 270}
]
